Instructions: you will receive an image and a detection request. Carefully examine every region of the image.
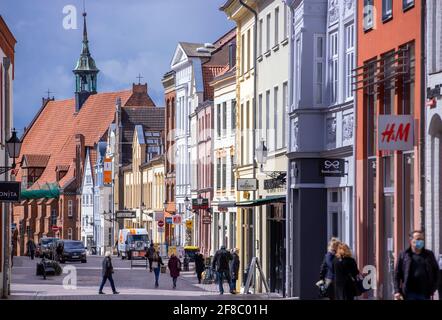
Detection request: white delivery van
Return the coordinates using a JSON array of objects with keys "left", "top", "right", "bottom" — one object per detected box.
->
[{"left": 118, "top": 228, "right": 150, "bottom": 260}]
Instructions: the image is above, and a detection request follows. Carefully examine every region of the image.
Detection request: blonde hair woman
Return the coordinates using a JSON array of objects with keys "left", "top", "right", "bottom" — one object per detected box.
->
[
  {"left": 318, "top": 237, "right": 341, "bottom": 299},
  {"left": 333, "top": 243, "right": 360, "bottom": 300}
]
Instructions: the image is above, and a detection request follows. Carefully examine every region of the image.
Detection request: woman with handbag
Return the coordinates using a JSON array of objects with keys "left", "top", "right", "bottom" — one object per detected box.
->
[
  {"left": 333, "top": 243, "right": 360, "bottom": 300},
  {"left": 168, "top": 253, "right": 182, "bottom": 289},
  {"left": 152, "top": 251, "right": 164, "bottom": 288}
]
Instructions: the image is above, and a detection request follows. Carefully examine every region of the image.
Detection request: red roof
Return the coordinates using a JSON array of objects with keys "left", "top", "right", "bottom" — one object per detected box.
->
[
  {"left": 17, "top": 90, "right": 132, "bottom": 189},
  {"left": 203, "top": 65, "right": 229, "bottom": 101}
]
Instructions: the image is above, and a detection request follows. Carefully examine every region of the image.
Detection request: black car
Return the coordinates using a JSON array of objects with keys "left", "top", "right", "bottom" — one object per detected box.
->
[{"left": 58, "top": 240, "right": 87, "bottom": 263}]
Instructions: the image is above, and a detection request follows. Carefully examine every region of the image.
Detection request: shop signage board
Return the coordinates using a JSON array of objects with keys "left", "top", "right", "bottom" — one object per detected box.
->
[{"left": 378, "top": 115, "right": 414, "bottom": 151}]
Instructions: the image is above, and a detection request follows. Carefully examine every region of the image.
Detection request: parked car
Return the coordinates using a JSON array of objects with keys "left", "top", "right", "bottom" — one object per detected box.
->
[
  {"left": 37, "top": 237, "right": 59, "bottom": 259},
  {"left": 57, "top": 240, "right": 87, "bottom": 263}
]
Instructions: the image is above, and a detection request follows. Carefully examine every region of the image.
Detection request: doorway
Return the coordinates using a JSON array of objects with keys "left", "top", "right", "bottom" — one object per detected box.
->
[{"left": 268, "top": 204, "right": 286, "bottom": 295}]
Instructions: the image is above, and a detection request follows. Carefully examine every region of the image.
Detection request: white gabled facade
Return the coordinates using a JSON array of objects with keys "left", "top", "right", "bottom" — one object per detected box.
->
[
  {"left": 80, "top": 149, "right": 94, "bottom": 249},
  {"left": 170, "top": 43, "right": 210, "bottom": 247}
]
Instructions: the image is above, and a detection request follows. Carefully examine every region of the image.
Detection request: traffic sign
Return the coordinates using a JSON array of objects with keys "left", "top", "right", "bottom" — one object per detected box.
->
[
  {"left": 52, "top": 226, "right": 61, "bottom": 231},
  {"left": 158, "top": 220, "right": 165, "bottom": 228},
  {"left": 185, "top": 220, "right": 193, "bottom": 229},
  {"left": 172, "top": 215, "right": 182, "bottom": 224},
  {"left": 104, "top": 157, "right": 112, "bottom": 185},
  {"left": 157, "top": 226, "right": 165, "bottom": 233}
]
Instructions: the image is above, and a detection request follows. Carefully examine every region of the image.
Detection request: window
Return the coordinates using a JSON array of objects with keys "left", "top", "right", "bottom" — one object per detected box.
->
[
  {"left": 241, "top": 34, "right": 245, "bottom": 74},
  {"left": 330, "top": 32, "right": 339, "bottom": 104},
  {"left": 86, "top": 175, "right": 92, "bottom": 184},
  {"left": 231, "top": 156, "right": 235, "bottom": 189},
  {"left": 247, "top": 29, "right": 251, "bottom": 71},
  {"left": 345, "top": 24, "right": 355, "bottom": 100},
  {"left": 382, "top": 0, "right": 393, "bottom": 21},
  {"left": 258, "top": 94, "right": 263, "bottom": 140},
  {"left": 68, "top": 200, "right": 73, "bottom": 217},
  {"left": 266, "top": 13, "right": 271, "bottom": 52},
  {"left": 283, "top": 4, "right": 289, "bottom": 39},
  {"left": 222, "top": 157, "right": 227, "bottom": 190},
  {"left": 217, "top": 158, "right": 221, "bottom": 190},
  {"left": 402, "top": 43, "right": 415, "bottom": 115},
  {"left": 51, "top": 209, "right": 57, "bottom": 226},
  {"left": 68, "top": 228, "right": 73, "bottom": 240},
  {"left": 246, "top": 101, "right": 251, "bottom": 164},
  {"left": 26, "top": 226, "right": 31, "bottom": 238},
  {"left": 274, "top": 86, "right": 279, "bottom": 150},
  {"left": 283, "top": 82, "right": 288, "bottom": 148},
  {"left": 295, "top": 37, "right": 301, "bottom": 107},
  {"left": 274, "top": 7, "right": 279, "bottom": 46},
  {"left": 231, "top": 100, "right": 237, "bottom": 131},
  {"left": 222, "top": 102, "right": 227, "bottom": 135},
  {"left": 314, "top": 35, "right": 325, "bottom": 105},
  {"left": 363, "top": 0, "right": 374, "bottom": 31},
  {"left": 403, "top": 0, "right": 414, "bottom": 10},
  {"left": 217, "top": 104, "right": 221, "bottom": 137},
  {"left": 259, "top": 19, "right": 263, "bottom": 56},
  {"left": 241, "top": 104, "right": 244, "bottom": 165},
  {"left": 266, "top": 90, "right": 270, "bottom": 145},
  {"left": 383, "top": 52, "right": 395, "bottom": 115}
]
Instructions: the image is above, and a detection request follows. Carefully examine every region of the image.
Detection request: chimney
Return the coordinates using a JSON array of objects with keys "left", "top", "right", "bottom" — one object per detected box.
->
[{"left": 132, "top": 83, "right": 148, "bottom": 95}]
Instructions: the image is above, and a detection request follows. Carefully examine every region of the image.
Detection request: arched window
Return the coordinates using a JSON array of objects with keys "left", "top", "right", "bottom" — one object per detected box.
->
[{"left": 68, "top": 228, "right": 73, "bottom": 240}]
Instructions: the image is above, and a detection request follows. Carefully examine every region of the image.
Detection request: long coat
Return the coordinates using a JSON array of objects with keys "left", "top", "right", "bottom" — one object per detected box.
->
[
  {"left": 168, "top": 256, "right": 181, "bottom": 278},
  {"left": 333, "top": 256, "right": 359, "bottom": 300},
  {"left": 230, "top": 253, "right": 240, "bottom": 279},
  {"left": 102, "top": 257, "right": 114, "bottom": 277},
  {"left": 195, "top": 254, "right": 205, "bottom": 274}
]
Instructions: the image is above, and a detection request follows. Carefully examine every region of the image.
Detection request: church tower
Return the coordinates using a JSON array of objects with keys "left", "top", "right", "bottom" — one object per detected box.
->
[{"left": 73, "top": 11, "right": 99, "bottom": 112}]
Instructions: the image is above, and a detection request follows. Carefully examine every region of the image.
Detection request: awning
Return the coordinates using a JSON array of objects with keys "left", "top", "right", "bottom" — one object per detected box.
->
[
  {"left": 20, "top": 184, "right": 60, "bottom": 200},
  {"left": 217, "top": 201, "right": 236, "bottom": 209},
  {"left": 235, "top": 195, "right": 286, "bottom": 207}
]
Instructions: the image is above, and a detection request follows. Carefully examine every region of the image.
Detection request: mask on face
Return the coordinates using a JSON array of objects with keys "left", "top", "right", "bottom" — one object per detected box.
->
[{"left": 415, "top": 240, "right": 425, "bottom": 250}]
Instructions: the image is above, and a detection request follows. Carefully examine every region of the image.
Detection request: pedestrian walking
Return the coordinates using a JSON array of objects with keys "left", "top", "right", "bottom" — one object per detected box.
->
[
  {"left": 26, "top": 239, "right": 36, "bottom": 260},
  {"left": 317, "top": 237, "right": 340, "bottom": 299},
  {"left": 195, "top": 252, "right": 205, "bottom": 284},
  {"left": 152, "top": 250, "right": 164, "bottom": 288},
  {"left": 147, "top": 243, "right": 155, "bottom": 272},
  {"left": 168, "top": 253, "right": 181, "bottom": 289},
  {"left": 230, "top": 248, "right": 240, "bottom": 294},
  {"left": 212, "top": 245, "right": 233, "bottom": 294},
  {"left": 56, "top": 242, "right": 63, "bottom": 262},
  {"left": 333, "top": 243, "right": 360, "bottom": 300},
  {"left": 99, "top": 252, "right": 119, "bottom": 294},
  {"left": 394, "top": 230, "right": 439, "bottom": 300}
]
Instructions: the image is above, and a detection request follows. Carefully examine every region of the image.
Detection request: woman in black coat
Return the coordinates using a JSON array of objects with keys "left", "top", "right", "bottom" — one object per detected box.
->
[
  {"left": 333, "top": 243, "right": 360, "bottom": 300},
  {"left": 195, "top": 253, "right": 205, "bottom": 284}
]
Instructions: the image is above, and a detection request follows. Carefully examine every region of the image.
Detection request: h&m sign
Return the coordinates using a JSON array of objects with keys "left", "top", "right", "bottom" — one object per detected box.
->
[{"left": 378, "top": 115, "right": 414, "bottom": 151}]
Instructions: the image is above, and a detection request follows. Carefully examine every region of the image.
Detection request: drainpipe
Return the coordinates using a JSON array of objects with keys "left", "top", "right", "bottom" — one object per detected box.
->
[
  {"left": 239, "top": 0, "right": 259, "bottom": 293},
  {"left": 2, "top": 57, "right": 11, "bottom": 298},
  {"left": 420, "top": 0, "right": 426, "bottom": 232}
]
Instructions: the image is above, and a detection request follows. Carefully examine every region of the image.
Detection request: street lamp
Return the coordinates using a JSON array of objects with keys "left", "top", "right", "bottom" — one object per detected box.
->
[
  {"left": 255, "top": 140, "right": 268, "bottom": 172},
  {"left": 0, "top": 129, "right": 22, "bottom": 174},
  {"left": 163, "top": 200, "right": 168, "bottom": 212},
  {"left": 184, "top": 196, "right": 190, "bottom": 209}
]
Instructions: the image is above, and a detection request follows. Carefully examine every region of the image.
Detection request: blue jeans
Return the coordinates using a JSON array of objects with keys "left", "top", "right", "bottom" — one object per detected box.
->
[
  {"left": 154, "top": 267, "right": 160, "bottom": 286},
  {"left": 216, "top": 271, "right": 232, "bottom": 293},
  {"left": 406, "top": 292, "right": 429, "bottom": 300},
  {"left": 99, "top": 275, "right": 116, "bottom": 293},
  {"left": 172, "top": 277, "right": 177, "bottom": 287},
  {"left": 230, "top": 278, "right": 237, "bottom": 292}
]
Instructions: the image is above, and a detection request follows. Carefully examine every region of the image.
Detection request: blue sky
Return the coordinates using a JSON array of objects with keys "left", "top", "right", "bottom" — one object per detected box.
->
[{"left": 0, "top": 0, "right": 234, "bottom": 135}]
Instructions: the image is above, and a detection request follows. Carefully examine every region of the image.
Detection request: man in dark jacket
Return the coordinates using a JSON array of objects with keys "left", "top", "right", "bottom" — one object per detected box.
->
[
  {"left": 212, "top": 245, "right": 233, "bottom": 294},
  {"left": 394, "top": 230, "right": 439, "bottom": 300},
  {"left": 194, "top": 253, "right": 205, "bottom": 284},
  {"left": 99, "top": 252, "right": 119, "bottom": 294},
  {"left": 230, "top": 249, "right": 240, "bottom": 294},
  {"left": 27, "top": 239, "right": 36, "bottom": 260}
]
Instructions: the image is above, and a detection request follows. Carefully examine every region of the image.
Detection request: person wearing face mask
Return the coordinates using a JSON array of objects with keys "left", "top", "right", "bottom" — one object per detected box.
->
[{"left": 394, "top": 230, "right": 439, "bottom": 300}]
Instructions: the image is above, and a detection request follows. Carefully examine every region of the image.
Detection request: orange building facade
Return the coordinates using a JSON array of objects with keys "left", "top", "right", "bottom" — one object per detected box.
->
[{"left": 354, "top": 0, "right": 423, "bottom": 299}]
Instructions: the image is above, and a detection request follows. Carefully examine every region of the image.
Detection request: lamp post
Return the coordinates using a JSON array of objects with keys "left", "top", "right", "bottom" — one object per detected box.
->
[{"left": 1, "top": 129, "right": 22, "bottom": 299}]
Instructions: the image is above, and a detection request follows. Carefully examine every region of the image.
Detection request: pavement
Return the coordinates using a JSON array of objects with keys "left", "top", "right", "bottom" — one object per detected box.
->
[{"left": 8, "top": 255, "right": 282, "bottom": 300}]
